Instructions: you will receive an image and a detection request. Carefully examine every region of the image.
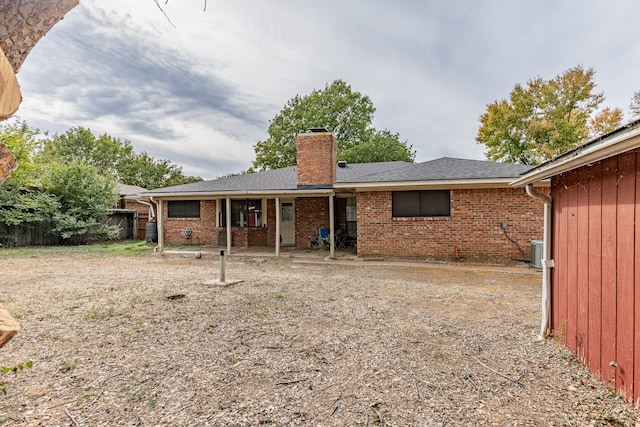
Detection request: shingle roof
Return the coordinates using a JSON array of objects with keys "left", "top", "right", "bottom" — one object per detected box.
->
[
  {"left": 119, "top": 184, "right": 148, "bottom": 196},
  {"left": 143, "top": 158, "right": 531, "bottom": 195},
  {"left": 147, "top": 167, "right": 299, "bottom": 193},
  {"left": 341, "top": 157, "right": 532, "bottom": 183}
]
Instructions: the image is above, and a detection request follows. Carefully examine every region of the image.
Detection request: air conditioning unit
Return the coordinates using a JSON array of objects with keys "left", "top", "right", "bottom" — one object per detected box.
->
[{"left": 530, "top": 240, "right": 544, "bottom": 269}]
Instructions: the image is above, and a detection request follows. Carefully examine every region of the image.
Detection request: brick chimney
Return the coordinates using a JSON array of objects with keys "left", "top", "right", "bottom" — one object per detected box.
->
[{"left": 295, "top": 128, "right": 338, "bottom": 188}]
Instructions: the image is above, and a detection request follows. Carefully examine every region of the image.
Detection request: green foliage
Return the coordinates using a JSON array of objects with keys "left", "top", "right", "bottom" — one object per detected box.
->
[
  {"left": 0, "top": 121, "right": 60, "bottom": 228},
  {"left": 0, "top": 120, "right": 42, "bottom": 188},
  {"left": 43, "top": 126, "right": 202, "bottom": 189},
  {"left": 42, "top": 160, "right": 119, "bottom": 240},
  {"left": 252, "top": 79, "right": 414, "bottom": 170},
  {"left": 476, "top": 66, "right": 615, "bottom": 165},
  {"left": 0, "top": 188, "right": 60, "bottom": 226},
  {"left": 0, "top": 121, "right": 201, "bottom": 244},
  {"left": 340, "top": 129, "right": 415, "bottom": 163},
  {"left": 590, "top": 107, "right": 624, "bottom": 138}
]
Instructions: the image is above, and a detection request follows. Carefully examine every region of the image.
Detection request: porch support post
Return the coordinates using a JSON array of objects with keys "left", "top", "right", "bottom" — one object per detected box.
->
[
  {"left": 329, "top": 193, "right": 335, "bottom": 258},
  {"left": 226, "top": 196, "right": 232, "bottom": 254},
  {"left": 156, "top": 198, "right": 164, "bottom": 252},
  {"left": 275, "top": 197, "right": 281, "bottom": 257}
]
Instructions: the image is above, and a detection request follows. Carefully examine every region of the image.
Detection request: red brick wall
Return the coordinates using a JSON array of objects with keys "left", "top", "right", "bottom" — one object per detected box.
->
[
  {"left": 162, "top": 200, "right": 217, "bottom": 245},
  {"left": 123, "top": 199, "right": 148, "bottom": 215},
  {"left": 357, "top": 188, "right": 545, "bottom": 259},
  {"left": 295, "top": 197, "right": 330, "bottom": 247},
  {"left": 266, "top": 199, "right": 277, "bottom": 245},
  {"left": 296, "top": 132, "right": 337, "bottom": 186}
]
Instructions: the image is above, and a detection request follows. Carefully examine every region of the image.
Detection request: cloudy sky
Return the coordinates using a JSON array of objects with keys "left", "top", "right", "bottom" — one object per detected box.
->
[{"left": 11, "top": 0, "right": 640, "bottom": 180}]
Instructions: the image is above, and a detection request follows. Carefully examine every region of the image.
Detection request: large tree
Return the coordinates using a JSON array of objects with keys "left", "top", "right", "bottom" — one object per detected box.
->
[
  {"left": 0, "top": 121, "right": 58, "bottom": 229},
  {"left": 43, "top": 127, "right": 202, "bottom": 189},
  {"left": 0, "top": 121, "right": 118, "bottom": 242},
  {"left": 252, "top": 80, "right": 415, "bottom": 170},
  {"left": 476, "top": 66, "right": 619, "bottom": 165}
]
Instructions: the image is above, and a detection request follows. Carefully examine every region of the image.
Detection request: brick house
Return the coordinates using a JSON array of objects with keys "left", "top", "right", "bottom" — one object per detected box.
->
[
  {"left": 108, "top": 184, "right": 150, "bottom": 240},
  {"left": 143, "top": 129, "right": 546, "bottom": 260},
  {"left": 510, "top": 119, "right": 640, "bottom": 407}
]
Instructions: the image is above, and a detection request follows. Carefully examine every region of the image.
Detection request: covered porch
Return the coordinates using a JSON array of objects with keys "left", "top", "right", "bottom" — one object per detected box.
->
[{"left": 152, "top": 190, "right": 356, "bottom": 259}]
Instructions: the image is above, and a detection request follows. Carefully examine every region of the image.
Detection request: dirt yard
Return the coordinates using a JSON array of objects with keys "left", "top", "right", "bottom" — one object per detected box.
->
[{"left": 1, "top": 249, "right": 639, "bottom": 426}]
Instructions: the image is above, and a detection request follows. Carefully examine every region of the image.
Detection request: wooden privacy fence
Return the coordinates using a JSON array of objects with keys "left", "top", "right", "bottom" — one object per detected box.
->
[{"left": 0, "top": 223, "right": 60, "bottom": 246}]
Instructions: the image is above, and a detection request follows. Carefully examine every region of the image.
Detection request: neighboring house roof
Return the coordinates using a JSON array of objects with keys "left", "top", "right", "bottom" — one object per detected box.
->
[
  {"left": 119, "top": 184, "right": 148, "bottom": 197},
  {"left": 143, "top": 158, "right": 535, "bottom": 197},
  {"left": 511, "top": 119, "right": 640, "bottom": 187}
]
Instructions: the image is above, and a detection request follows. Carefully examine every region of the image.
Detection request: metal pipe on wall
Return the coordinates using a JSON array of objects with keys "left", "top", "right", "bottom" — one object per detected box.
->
[{"left": 525, "top": 184, "right": 553, "bottom": 341}]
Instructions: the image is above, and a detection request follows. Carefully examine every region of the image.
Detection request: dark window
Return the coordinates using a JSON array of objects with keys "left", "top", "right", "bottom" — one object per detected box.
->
[
  {"left": 168, "top": 200, "right": 200, "bottom": 218},
  {"left": 220, "top": 199, "right": 262, "bottom": 227},
  {"left": 392, "top": 190, "right": 450, "bottom": 217}
]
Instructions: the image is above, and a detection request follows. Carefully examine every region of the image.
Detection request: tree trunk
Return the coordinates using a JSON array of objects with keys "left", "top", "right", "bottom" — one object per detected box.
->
[
  {"left": 0, "top": 308, "right": 20, "bottom": 349},
  {"left": 0, "top": 0, "right": 79, "bottom": 73}
]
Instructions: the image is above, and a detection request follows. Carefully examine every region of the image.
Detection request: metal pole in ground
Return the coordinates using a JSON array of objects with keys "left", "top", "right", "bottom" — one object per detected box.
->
[
  {"left": 219, "top": 250, "right": 226, "bottom": 283},
  {"left": 204, "top": 249, "right": 241, "bottom": 286}
]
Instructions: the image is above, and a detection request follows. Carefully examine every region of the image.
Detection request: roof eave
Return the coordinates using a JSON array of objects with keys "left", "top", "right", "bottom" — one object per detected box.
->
[
  {"left": 334, "top": 178, "right": 543, "bottom": 191},
  {"left": 141, "top": 188, "right": 334, "bottom": 199},
  {"left": 511, "top": 123, "right": 640, "bottom": 187}
]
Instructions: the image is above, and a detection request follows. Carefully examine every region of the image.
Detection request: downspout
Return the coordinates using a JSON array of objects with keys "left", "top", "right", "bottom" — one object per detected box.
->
[
  {"left": 525, "top": 184, "right": 554, "bottom": 341},
  {"left": 149, "top": 196, "right": 162, "bottom": 252},
  {"left": 135, "top": 198, "right": 156, "bottom": 219}
]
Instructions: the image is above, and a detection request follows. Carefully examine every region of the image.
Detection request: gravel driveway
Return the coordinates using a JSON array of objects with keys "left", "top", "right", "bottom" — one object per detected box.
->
[{"left": 1, "top": 249, "right": 638, "bottom": 426}]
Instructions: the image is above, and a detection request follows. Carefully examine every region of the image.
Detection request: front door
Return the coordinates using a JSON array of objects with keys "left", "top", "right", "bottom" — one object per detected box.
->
[{"left": 280, "top": 200, "right": 295, "bottom": 246}]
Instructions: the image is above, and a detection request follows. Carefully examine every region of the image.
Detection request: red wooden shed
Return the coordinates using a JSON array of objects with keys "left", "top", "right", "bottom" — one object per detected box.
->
[{"left": 511, "top": 119, "right": 640, "bottom": 407}]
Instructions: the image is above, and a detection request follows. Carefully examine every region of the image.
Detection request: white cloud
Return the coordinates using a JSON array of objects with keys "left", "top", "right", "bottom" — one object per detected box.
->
[{"left": 11, "top": 0, "right": 640, "bottom": 179}]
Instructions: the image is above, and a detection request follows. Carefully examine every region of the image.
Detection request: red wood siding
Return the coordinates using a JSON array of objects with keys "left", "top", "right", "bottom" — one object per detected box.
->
[
  {"left": 587, "top": 161, "right": 602, "bottom": 378},
  {"left": 576, "top": 167, "right": 589, "bottom": 361},
  {"left": 635, "top": 151, "right": 640, "bottom": 406},
  {"left": 616, "top": 152, "right": 635, "bottom": 399},
  {"left": 551, "top": 148, "right": 640, "bottom": 406},
  {"left": 566, "top": 170, "right": 578, "bottom": 354},
  {"left": 601, "top": 157, "right": 617, "bottom": 388}
]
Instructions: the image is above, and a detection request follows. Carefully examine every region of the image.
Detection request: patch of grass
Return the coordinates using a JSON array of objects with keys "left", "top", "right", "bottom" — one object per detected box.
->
[{"left": 0, "top": 240, "right": 155, "bottom": 258}]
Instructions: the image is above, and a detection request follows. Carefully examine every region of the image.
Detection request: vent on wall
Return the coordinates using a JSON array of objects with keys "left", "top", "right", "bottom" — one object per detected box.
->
[{"left": 337, "top": 161, "right": 347, "bottom": 168}]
